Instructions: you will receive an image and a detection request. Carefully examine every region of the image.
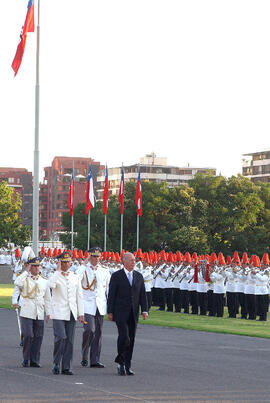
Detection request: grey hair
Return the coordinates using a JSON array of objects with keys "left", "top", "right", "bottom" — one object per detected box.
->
[{"left": 122, "top": 252, "right": 134, "bottom": 262}]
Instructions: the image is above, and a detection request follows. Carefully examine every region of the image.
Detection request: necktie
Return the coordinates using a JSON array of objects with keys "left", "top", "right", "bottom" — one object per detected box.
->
[{"left": 128, "top": 271, "right": 133, "bottom": 286}]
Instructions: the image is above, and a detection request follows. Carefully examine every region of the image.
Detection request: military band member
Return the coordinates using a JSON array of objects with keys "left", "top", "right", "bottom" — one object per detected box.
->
[
  {"left": 48, "top": 252, "right": 84, "bottom": 375},
  {"left": 78, "top": 247, "right": 110, "bottom": 368},
  {"left": 14, "top": 257, "right": 51, "bottom": 367}
]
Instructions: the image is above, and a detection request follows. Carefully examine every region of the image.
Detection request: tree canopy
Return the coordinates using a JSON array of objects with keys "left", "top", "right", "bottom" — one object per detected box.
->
[
  {"left": 0, "top": 181, "right": 31, "bottom": 248},
  {"left": 60, "top": 173, "right": 270, "bottom": 256}
]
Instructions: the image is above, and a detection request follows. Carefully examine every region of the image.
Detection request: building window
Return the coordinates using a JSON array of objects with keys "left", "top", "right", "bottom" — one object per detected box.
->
[{"left": 8, "top": 178, "right": 14, "bottom": 183}]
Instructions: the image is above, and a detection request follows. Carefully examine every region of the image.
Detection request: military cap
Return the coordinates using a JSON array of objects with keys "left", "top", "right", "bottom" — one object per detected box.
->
[
  {"left": 27, "top": 257, "right": 41, "bottom": 266},
  {"left": 88, "top": 247, "right": 102, "bottom": 257},
  {"left": 57, "top": 252, "right": 72, "bottom": 262}
]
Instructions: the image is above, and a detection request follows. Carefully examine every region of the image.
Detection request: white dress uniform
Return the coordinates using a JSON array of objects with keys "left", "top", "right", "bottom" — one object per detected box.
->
[
  {"left": 48, "top": 266, "right": 84, "bottom": 372},
  {"left": 14, "top": 269, "right": 52, "bottom": 366},
  {"left": 77, "top": 262, "right": 110, "bottom": 366}
]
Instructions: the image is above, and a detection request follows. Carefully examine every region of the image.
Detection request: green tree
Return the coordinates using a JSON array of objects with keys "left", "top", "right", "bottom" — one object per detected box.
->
[{"left": 0, "top": 181, "right": 31, "bottom": 247}]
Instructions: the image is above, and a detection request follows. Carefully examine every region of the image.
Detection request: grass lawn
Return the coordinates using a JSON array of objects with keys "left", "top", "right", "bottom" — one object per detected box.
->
[
  {"left": 139, "top": 306, "right": 270, "bottom": 339},
  {"left": 1, "top": 284, "right": 269, "bottom": 339},
  {"left": 0, "top": 284, "right": 14, "bottom": 309}
]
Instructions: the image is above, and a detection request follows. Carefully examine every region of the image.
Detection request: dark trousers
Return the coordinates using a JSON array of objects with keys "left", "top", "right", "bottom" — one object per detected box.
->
[
  {"left": 207, "top": 290, "right": 215, "bottom": 316},
  {"left": 156, "top": 288, "right": 165, "bottom": 310},
  {"left": 53, "top": 314, "right": 76, "bottom": 370},
  {"left": 146, "top": 292, "right": 152, "bottom": 311},
  {"left": 181, "top": 290, "right": 189, "bottom": 313},
  {"left": 189, "top": 290, "right": 198, "bottom": 314},
  {"left": 256, "top": 295, "right": 268, "bottom": 321},
  {"left": 82, "top": 310, "right": 104, "bottom": 364},
  {"left": 214, "top": 293, "right": 224, "bottom": 317},
  {"left": 198, "top": 292, "right": 208, "bottom": 316},
  {"left": 115, "top": 311, "right": 137, "bottom": 368},
  {"left": 165, "top": 288, "right": 173, "bottom": 311},
  {"left": 226, "top": 292, "right": 237, "bottom": 318},
  {"left": 237, "top": 292, "right": 247, "bottom": 319},
  {"left": 20, "top": 317, "right": 44, "bottom": 364},
  {"left": 245, "top": 294, "right": 256, "bottom": 320},
  {"left": 173, "top": 288, "right": 181, "bottom": 312}
]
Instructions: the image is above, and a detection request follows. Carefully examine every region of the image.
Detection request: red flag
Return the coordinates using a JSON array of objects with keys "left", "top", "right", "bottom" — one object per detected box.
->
[
  {"left": 118, "top": 166, "right": 124, "bottom": 215},
  {"left": 68, "top": 170, "right": 74, "bottom": 216},
  {"left": 135, "top": 166, "right": 142, "bottom": 216},
  {"left": 12, "top": 0, "right": 35, "bottom": 76},
  {"left": 85, "top": 164, "right": 95, "bottom": 214},
  {"left": 103, "top": 166, "right": 109, "bottom": 215}
]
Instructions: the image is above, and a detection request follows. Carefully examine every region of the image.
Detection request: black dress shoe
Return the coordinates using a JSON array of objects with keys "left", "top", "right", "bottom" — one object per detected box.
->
[
  {"left": 81, "top": 360, "right": 88, "bottom": 367},
  {"left": 125, "top": 367, "right": 135, "bottom": 375},
  {"left": 52, "top": 364, "right": 60, "bottom": 375},
  {"left": 22, "top": 360, "right": 29, "bottom": 367},
  {"left": 117, "top": 364, "right": 126, "bottom": 376},
  {"left": 90, "top": 362, "right": 105, "bottom": 368},
  {"left": 30, "top": 362, "right": 41, "bottom": 368},
  {"left": 61, "top": 369, "right": 73, "bottom": 375}
]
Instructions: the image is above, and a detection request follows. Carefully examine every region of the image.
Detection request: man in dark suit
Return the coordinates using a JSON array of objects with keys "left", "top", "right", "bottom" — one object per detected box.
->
[{"left": 107, "top": 252, "right": 148, "bottom": 376}]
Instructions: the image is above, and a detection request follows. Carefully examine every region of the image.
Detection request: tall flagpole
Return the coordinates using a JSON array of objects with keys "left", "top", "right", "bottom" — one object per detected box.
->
[
  {"left": 71, "top": 161, "right": 74, "bottom": 250},
  {"left": 120, "top": 214, "right": 123, "bottom": 252},
  {"left": 32, "top": 0, "right": 40, "bottom": 256},
  {"left": 87, "top": 211, "right": 90, "bottom": 250},
  {"left": 104, "top": 215, "right": 107, "bottom": 251},
  {"left": 136, "top": 214, "right": 139, "bottom": 250},
  {"left": 71, "top": 215, "right": 74, "bottom": 249},
  {"left": 120, "top": 163, "right": 124, "bottom": 252}
]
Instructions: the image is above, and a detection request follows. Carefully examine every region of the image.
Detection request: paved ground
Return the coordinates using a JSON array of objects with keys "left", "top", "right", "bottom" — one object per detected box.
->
[{"left": 1, "top": 308, "right": 270, "bottom": 403}]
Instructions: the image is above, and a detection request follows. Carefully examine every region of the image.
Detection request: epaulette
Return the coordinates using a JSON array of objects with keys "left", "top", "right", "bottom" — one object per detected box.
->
[
  {"left": 39, "top": 274, "right": 47, "bottom": 280},
  {"left": 16, "top": 272, "right": 21, "bottom": 277}
]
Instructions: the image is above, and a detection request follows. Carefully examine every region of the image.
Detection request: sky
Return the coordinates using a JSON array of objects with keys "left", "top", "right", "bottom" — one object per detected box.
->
[{"left": 1, "top": 0, "right": 270, "bottom": 180}]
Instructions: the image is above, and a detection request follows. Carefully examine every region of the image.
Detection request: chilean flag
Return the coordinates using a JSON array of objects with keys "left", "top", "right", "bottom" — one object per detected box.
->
[
  {"left": 68, "top": 169, "right": 74, "bottom": 217},
  {"left": 135, "top": 166, "right": 142, "bottom": 217},
  {"left": 85, "top": 164, "right": 95, "bottom": 214},
  {"left": 118, "top": 166, "right": 125, "bottom": 215},
  {"left": 12, "top": 0, "right": 35, "bottom": 76},
  {"left": 103, "top": 165, "right": 109, "bottom": 215}
]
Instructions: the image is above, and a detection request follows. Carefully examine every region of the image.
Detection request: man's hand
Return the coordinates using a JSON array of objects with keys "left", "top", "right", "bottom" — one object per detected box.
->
[
  {"left": 142, "top": 312, "right": 148, "bottom": 320},
  {"left": 12, "top": 304, "right": 19, "bottom": 309},
  {"left": 79, "top": 315, "right": 87, "bottom": 325},
  {"left": 45, "top": 315, "right": 50, "bottom": 323},
  {"left": 108, "top": 313, "right": 113, "bottom": 321}
]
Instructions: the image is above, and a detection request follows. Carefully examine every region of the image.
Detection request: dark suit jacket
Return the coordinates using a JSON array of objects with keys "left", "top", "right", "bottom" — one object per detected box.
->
[{"left": 107, "top": 269, "right": 148, "bottom": 323}]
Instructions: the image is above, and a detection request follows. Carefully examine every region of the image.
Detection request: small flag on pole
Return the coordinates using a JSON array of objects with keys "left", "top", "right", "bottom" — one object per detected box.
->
[
  {"left": 85, "top": 164, "right": 95, "bottom": 214},
  {"left": 103, "top": 165, "right": 109, "bottom": 215},
  {"left": 68, "top": 169, "right": 75, "bottom": 216},
  {"left": 12, "top": 0, "right": 35, "bottom": 76},
  {"left": 118, "top": 166, "right": 125, "bottom": 215},
  {"left": 136, "top": 165, "right": 142, "bottom": 217}
]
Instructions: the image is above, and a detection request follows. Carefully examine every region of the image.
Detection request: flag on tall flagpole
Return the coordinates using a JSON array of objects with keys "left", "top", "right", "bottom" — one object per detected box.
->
[
  {"left": 12, "top": 0, "right": 35, "bottom": 76},
  {"left": 85, "top": 164, "right": 95, "bottom": 214},
  {"left": 68, "top": 169, "right": 75, "bottom": 216},
  {"left": 136, "top": 165, "right": 142, "bottom": 216},
  {"left": 118, "top": 166, "right": 125, "bottom": 215},
  {"left": 103, "top": 165, "right": 109, "bottom": 215}
]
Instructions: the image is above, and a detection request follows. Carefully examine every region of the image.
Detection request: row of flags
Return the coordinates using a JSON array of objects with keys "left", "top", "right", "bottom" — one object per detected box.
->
[{"left": 68, "top": 165, "right": 142, "bottom": 218}]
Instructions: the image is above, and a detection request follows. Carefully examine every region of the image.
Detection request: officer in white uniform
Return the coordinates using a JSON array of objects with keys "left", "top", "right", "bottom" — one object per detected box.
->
[
  {"left": 48, "top": 252, "right": 84, "bottom": 375},
  {"left": 14, "top": 257, "right": 51, "bottom": 368},
  {"left": 78, "top": 247, "right": 110, "bottom": 368}
]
